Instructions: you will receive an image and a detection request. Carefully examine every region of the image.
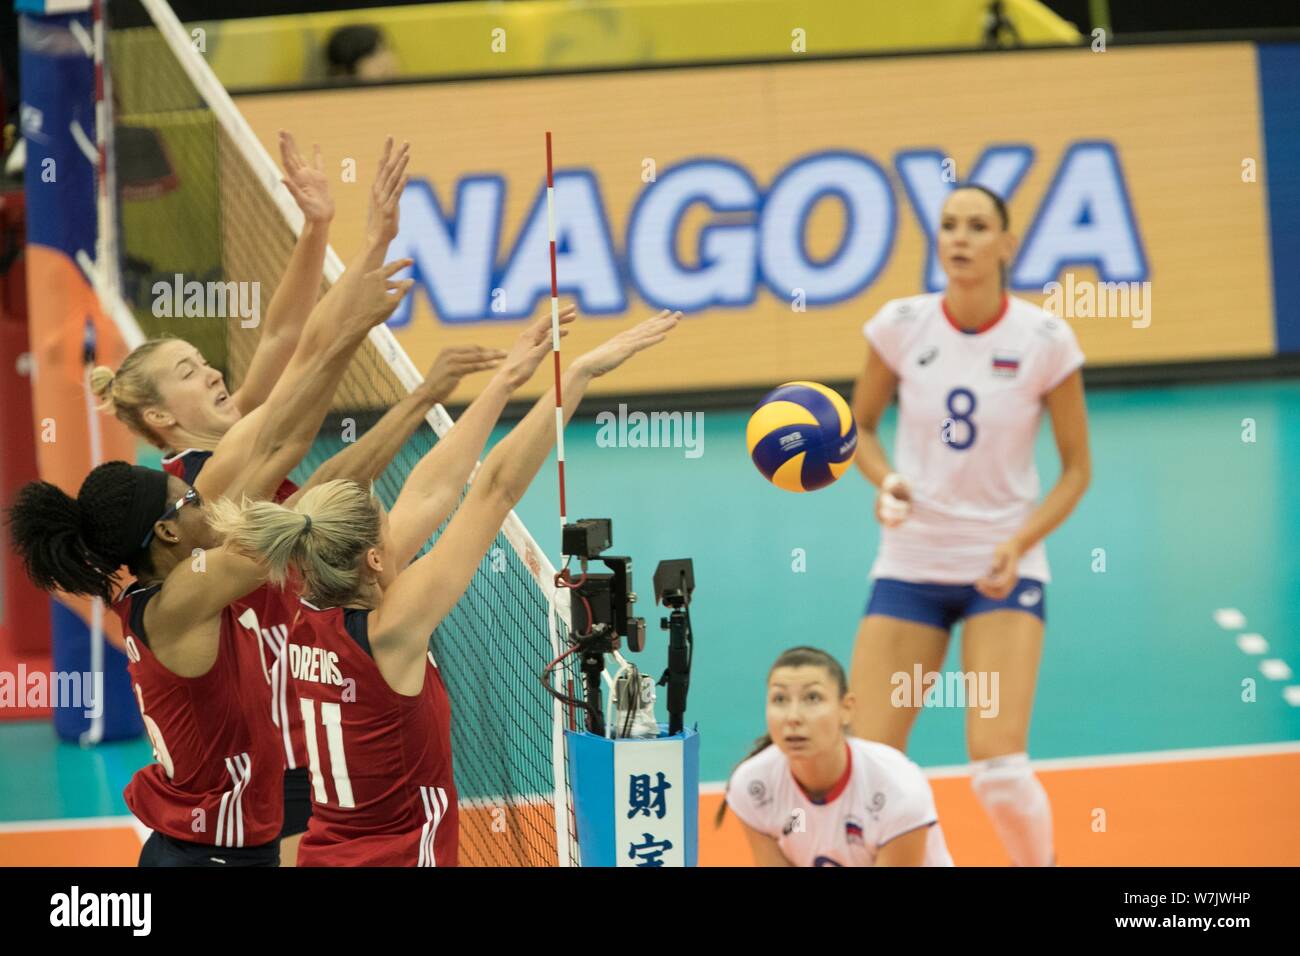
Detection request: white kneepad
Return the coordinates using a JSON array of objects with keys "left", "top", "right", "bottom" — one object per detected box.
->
[{"left": 970, "top": 752, "right": 1055, "bottom": 867}]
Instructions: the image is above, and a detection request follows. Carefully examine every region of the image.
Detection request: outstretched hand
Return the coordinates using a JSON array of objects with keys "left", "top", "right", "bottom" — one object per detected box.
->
[
  {"left": 347, "top": 257, "right": 415, "bottom": 331},
  {"left": 575, "top": 309, "right": 681, "bottom": 379},
  {"left": 279, "top": 130, "right": 334, "bottom": 224},
  {"left": 497, "top": 304, "right": 578, "bottom": 390},
  {"left": 418, "top": 346, "right": 508, "bottom": 403},
  {"left": 366, "top": 136, "right": 410, "bottom": 248}
]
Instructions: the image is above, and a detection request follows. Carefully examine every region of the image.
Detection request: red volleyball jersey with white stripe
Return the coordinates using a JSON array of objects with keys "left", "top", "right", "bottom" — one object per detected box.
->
[
  {"left": 163, "top": 449, "right": 309, "bottom": 770},
  {"left": 230, "top": 585, "right": 309, "bottom": 771},
  {"left": 284, "top": 601, "right": 458, "bottom": 867},
  {"left": 726, "top": 737, "right": 953, "bottom": 867},
  {"left": 116, "top": 582, "right": 285, "bottom": 848},
  {"left": 863, "top": 293, "right": 1085, "bottom": 583}
]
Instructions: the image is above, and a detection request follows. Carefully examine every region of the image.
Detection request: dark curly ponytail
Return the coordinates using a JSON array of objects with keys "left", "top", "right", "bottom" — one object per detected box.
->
[{"left": 6, "top": 461, "right": 169, "bottom": 603}]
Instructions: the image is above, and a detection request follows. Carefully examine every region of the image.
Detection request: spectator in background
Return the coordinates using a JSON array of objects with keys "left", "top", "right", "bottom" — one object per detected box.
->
[
  {"left": 2, "top": 0, "right": 22, "bottom": 179},
  {"left": 326, "top": 25, "right": 399, "bottom": 82}
]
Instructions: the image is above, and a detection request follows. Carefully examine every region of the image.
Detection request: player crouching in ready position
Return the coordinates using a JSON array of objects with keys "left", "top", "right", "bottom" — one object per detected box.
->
[{"left": 720, "top": 646, "right": 953, "bottom": 867}]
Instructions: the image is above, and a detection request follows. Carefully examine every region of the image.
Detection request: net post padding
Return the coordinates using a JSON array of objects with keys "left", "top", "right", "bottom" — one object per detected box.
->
[{"left": 133, "top": 0, "right": 576, "bottom": 867}]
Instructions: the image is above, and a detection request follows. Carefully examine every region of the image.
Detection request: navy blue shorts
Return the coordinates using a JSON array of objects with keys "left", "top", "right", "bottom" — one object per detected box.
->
[
  {"left": 281, "top": 767, "right": 312, "bottom": 838},
  {"left": 865, "top": 577, "right": 1046, "bottom": 630},
  {"left": 138, "top": 831, "right": 279, "bottom": 867}
]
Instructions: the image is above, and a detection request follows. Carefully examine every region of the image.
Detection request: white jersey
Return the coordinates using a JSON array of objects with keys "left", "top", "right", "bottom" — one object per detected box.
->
[
  {"left": 726, "top": 737, "right": 954, "bottom": 867},
  {"left": 863, "top": 293, "right": 1084, "bottom": 584}
]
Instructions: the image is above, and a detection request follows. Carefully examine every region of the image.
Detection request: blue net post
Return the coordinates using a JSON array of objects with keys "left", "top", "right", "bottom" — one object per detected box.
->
[{"left": 566, "top": 726, "right": 700, "bottom": 867}]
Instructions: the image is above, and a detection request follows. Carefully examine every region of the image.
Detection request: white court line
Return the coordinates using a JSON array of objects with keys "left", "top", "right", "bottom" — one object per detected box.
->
[
  {"left": 697, "top": 739, "right": 1300, "bottom": 793},
  {"left": 7, "top": 743, "right": 1300, "bottom": 819},
  {"left": 0, "top": 815, "right": 138, "bottom": 833}
]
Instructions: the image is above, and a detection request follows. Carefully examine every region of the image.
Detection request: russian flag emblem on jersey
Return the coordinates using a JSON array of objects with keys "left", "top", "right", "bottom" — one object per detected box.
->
[
  {"left": 845, "top": 817, "right": 865, "bottom": 845},
  {"left": 992, "top": 353, "right": 1020, "bottom": 377}
]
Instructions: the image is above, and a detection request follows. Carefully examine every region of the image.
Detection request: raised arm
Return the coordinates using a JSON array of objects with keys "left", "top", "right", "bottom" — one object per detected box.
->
[
  {"left": 215, "top": 257, "right": 415, "bottom": 504},
  {"left": 384, "top": 306, "right": 576, "bottom": 568},
  {"left": 142, "top": 545, "right": 273, "bottom": 677},
  {"left": 193, "top": 137, "right": 410, "bottom": 501},
  {"left": 289, "top": 344, "right": 507, "bottom": 506},
  {"left": 232, "top": 131, "right": 334, "bottom": 416},
  {"left": 367, "top": 311, "right": 680, "bottom": 688}
]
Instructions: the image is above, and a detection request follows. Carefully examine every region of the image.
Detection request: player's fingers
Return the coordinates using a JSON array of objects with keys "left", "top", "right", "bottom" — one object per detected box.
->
[
  {"left": 282, "top": 178, "right": 306, "bottom": 203},
  {"left": 387, "top": 153, "right": 411, "bottom": 198},
  {"left": 382, "top": 144, "right": 410, "bottom": 195},
  {"left": 312, "top": 143, "right": 323, "bottom": 172},
  {"left": 376, "top": 135, "right": 394, "bottom": 174},
  {"left": 384, "top": 174, "right": 409, "bottom": 213},
  {"left": 381, "top": 257, "right": 415, "bottom": 278},
  {"left": 281, "top": 130, "right": 302, "bottom": 165},
  {"left": 278, "top": 131, "right": 295, "bottom": 170}
]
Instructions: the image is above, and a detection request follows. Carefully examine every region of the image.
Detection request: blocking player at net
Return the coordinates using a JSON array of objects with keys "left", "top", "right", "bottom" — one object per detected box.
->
[
  {"left": 211, "top": 308, "right": 682, "bottom": 866},
  {"left": 86, "top": 133, "right": 502, "bottom": 864},
  {"left": 6, "top": 236, "right": 418, "bottom": 865},
  {"left": 91, "top": 134, "right": 501, "bottom": 501}
]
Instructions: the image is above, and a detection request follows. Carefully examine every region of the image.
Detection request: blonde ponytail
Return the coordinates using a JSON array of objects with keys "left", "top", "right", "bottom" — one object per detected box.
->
[
  {"left": 209, "top": 479, "right": 382, "bottom": 607},
  {"left": 89, "top": 366, "right": 117, "bottom": 410}
]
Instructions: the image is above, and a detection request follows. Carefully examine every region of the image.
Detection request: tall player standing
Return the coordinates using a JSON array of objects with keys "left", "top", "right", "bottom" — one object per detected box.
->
[{"left": 848, "top": 185, "right": 1091, "bottom": 866}]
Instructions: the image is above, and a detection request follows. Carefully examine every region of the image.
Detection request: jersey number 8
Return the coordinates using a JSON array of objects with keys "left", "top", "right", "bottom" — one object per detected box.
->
[{"left": 941, "top": 388, "right": 977, "bottom": 451}]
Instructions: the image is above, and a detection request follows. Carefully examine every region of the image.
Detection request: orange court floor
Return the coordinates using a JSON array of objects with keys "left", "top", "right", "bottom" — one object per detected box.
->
[{"left": 2, "top": 744, "right": 1295, "bottom": 866}]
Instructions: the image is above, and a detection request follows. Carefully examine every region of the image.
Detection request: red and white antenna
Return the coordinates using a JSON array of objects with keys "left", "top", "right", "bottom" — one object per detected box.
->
[{"left": 545, "top": 132, "right": 568, "bottom": 537}]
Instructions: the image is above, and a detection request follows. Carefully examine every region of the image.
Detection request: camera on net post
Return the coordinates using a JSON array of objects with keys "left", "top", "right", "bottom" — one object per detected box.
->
[{"left": 554, "top": 519, "right": 694, "bottom": 739}]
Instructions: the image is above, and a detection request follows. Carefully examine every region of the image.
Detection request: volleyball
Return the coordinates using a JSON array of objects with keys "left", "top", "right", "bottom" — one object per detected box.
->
[{"left": 746, "top": 382, "right": 858, "bottom": 492}]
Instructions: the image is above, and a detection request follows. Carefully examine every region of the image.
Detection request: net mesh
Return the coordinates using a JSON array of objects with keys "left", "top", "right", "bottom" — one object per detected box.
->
[{"left": 107, "top": 0, "right": 579, "bottom": 867}]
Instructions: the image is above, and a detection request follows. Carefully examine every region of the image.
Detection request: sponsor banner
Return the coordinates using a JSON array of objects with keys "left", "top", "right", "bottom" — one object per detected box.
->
[{"left": 237, "top": 43, "right": 1281, "bottom": 402}]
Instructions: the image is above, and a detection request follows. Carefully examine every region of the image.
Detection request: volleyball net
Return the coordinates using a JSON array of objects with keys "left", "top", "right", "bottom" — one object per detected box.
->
[{"left": 101, "top": 0, "right": 579, "bottom": 867}]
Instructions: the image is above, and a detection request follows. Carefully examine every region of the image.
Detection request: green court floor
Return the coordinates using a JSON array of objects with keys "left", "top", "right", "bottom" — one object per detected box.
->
[{"left": 3, "top": 379, "right": 1298, "bottom": 822}]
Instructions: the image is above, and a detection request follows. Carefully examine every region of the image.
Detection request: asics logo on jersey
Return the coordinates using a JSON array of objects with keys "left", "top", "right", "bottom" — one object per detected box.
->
[
  {"left": 1018, "top": 587, "right": 1043, "bottom": 607},
  {"left": 917, "top": 347, "right": 938, "bottom": 366}
]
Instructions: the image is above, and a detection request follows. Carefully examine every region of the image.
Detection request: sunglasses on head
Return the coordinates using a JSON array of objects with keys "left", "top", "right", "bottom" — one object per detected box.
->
[{"left": 140, "top": 488, "right": 203, "bottom": 550}]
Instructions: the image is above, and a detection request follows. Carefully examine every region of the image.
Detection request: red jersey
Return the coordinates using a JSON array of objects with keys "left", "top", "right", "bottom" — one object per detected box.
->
[
  {"left": 285, "top": 601, "right": 458, "bottom": 867},
  {"left": 164, "top": 448, "right": 309, "bottom": 771},
  {"left": 162, "top": 447, "right": 300, "bottom": 506},
  {"left": 117, "top": 582, "right": 285, "bottom": 848}
]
